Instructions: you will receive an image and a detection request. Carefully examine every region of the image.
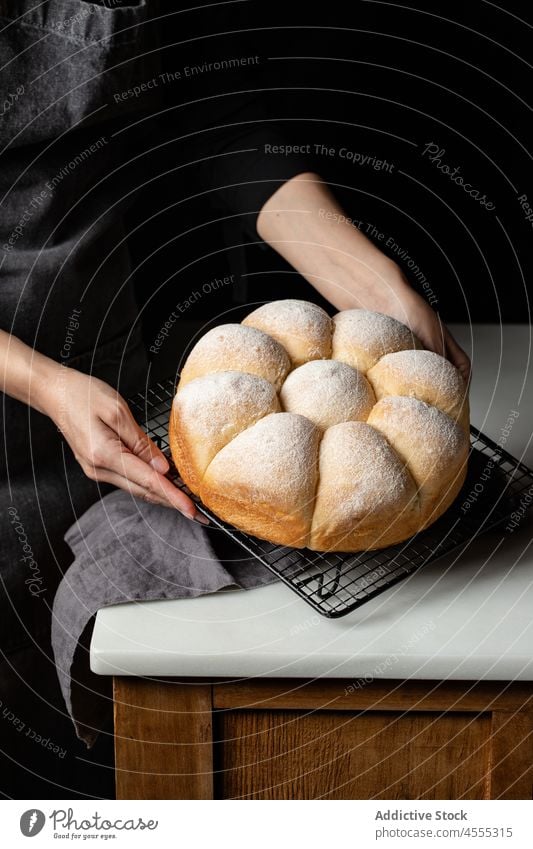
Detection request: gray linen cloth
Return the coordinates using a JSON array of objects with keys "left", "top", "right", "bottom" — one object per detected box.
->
[{"left": 51, "top": 490, "right": 278, "bottom": 747}]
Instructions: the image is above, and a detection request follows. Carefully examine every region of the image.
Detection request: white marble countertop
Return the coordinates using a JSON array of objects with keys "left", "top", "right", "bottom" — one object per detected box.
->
[{"left": 91, "top": 325, "right": 533, "bottom": 681}]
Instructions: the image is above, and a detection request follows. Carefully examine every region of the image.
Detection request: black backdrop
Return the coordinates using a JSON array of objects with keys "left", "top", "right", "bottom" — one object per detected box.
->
[{"left": 125, "top": 0, "right": 532, "bottom": 375}]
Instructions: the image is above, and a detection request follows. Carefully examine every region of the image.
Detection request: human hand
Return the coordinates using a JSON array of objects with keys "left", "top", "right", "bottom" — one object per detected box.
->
[
  {"left": 257, "top": 172, "right": 470, "bottom": 383},
  {"left": 44, "top": 367, "right": 207, "bottom": 521},
  {"left": 333, "top": 261, "right": 471, "bottom": 384}
]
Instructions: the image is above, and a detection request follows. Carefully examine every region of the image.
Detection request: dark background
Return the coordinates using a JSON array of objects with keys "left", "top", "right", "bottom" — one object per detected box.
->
[
  {"left": 125, "top": 0, "right": 532, "bottom": 381},
  {"left": 1, "top": 0, "right": 529, "bottom": 801}
]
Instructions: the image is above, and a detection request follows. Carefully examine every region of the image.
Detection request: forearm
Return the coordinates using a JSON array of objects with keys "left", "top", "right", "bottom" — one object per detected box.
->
[
  {"left": 0, "top": 329, "right": 61, "bottom": 415},
  {"left": 256, "top": 172, "right": 404, "bottom": 313},
  {"left": 0, "top": 329, "right": 201, "bottom": 514},
  {"left": 256, "top": 172, "right": 470, "bottom": 380}
]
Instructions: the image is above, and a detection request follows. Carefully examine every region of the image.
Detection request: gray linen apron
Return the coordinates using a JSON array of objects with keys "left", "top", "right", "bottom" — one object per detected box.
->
[{"left": 0, "top": 0, "right": 159, "bottom": 795}]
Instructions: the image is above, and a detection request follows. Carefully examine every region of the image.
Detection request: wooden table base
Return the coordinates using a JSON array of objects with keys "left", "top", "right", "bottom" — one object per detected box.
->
[{"left": 113, "top": 678, "right": 533, "bottom": 800}]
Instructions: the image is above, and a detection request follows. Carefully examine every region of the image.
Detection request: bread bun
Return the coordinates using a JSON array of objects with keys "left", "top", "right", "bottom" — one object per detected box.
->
[
  {"left": 179, "top": 324, "right": 290, "bottom": 391},
  {"left": 169, "top": 371, "right": 280, "bottom": 492},
  {"left": 332, "top": 308, "right": 422, "bottom": 372},
  {"left": 201, "top": 412, "right": 320, "bottom": 548},
  {"left": 243, "top": 299, "right": 333, "bottom": 366},
  {"left": 310, "top": 422, "right": 420, "bottom": 551},
  {"left": 367, "top": 349, "right": 469, "bottom": 433},
  {"left": 367, "top": 396, "right": 469, "bottom": 528},
  {"left": 170, "top": 299, "right": 469, "bottom": 551},
  {"left": 280, "top": 359, "right": 375, "bottom": 429}
]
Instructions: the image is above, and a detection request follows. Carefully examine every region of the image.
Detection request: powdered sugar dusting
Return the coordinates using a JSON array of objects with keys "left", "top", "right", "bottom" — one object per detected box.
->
[
  {"left": 180, "top": 323, "right": 291, "bottom": 390},
  {"left": 368, "top": 396, "right": 467, "bottom": 490},
  {"left": 280, "top": 359, "right": 375, "bottom": 428},
  {"left": 332, "top": 309, "right": 419, "bottom": 372},
  {"left": 370, "top": 349, "right": 465, "bottom": 412},
  {"left": 372, "top": 395, "right": 463, "bottom": 446},
  {"left": 172, "top": 300, "right": 469, "bottom": 550},
  {"left": 316, "top": 421, "right": 415, "bottom": 521},
  {"left": 175, "top": 370, "right": 279, "bottom": 443},
  {"left": 243, "top": 299, "right": 333, "bottom": 364},
  {"left": 204, "top": 412, "right": 320, "bottom": 512}
]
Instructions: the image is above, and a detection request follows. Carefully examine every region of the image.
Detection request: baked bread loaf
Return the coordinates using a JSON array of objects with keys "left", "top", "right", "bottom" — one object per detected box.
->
[{"left": 170, "top": 300, "right": 469, "bottom": 551}]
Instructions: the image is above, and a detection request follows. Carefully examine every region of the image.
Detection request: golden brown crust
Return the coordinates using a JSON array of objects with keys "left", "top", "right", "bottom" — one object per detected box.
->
[
  {"left": 179, "top": 324, "right": 291, "bottom": 391},
  {"left": 200, "top": 413, "right": 321, "bottom": 548},
  {"left": 367, "top": 349, "right": 470, "bottom": 434},
  {"left": 168, "top": 406, "right": 202, "bottom": 494},
  {"left": 243, "top": 299, "right": 333, "bottom": 366},
  {"left": 310, "top": 422, "right": 420, "bottom": 551},
  {"left": 332, "top": 309, "right": 422, "bottom": 373},
  {"left": 171, "top": 302, "right": 470, "bottom": 552},
  {"left": 169, "top": 371, "right": 280, "bottom": 494},
  {"left": 197, "top": 488, "right": 312, "bottom": 549},
  {"left": 367, "top": 396, "right": 469, "bottom": 528}
]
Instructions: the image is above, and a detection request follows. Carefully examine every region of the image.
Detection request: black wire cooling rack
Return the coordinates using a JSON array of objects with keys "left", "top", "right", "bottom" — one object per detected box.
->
[{"left": 129, "top": 378, "right": 533, "bottom": 618}]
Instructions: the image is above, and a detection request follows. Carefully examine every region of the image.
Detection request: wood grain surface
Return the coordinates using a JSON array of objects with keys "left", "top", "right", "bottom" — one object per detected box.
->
[
  {"left": 216, "top": 709, "right": 492, "bottom": 799},
  {"left": 213, "top": 679, "right": 533, "bottom": 713},
  {"left": 114, "top": 678, "right": 213, "bottom": 799},
  {"left": 113, "top": 677, "right": 533, "bottom": 799}
]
